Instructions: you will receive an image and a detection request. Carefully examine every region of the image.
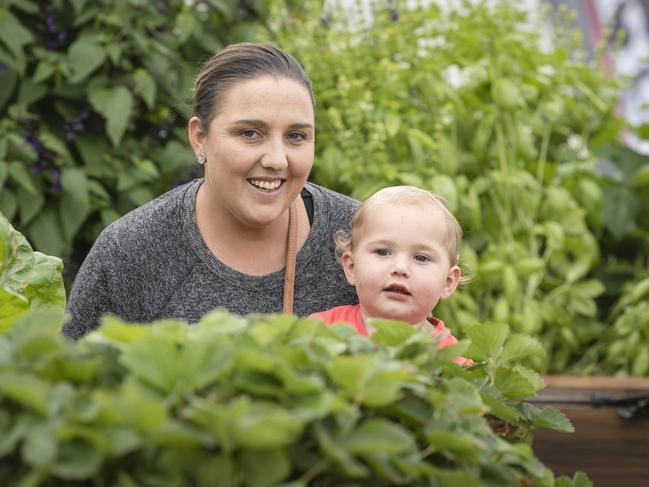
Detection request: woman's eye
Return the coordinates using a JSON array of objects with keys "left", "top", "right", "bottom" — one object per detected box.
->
[
  {"left": 287, "top": 132, "right": 306, "bottom": 142},
  {"left": 414, "top": 254, "right": 430, "bottom": 263},
  {"left": 240, "top": 129, "right": 260, "bottom": 139}
]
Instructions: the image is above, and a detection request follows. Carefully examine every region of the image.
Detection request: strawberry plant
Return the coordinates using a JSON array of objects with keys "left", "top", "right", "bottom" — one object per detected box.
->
[{"left": 0, "top": 307, "right": 588, "bottom": 485}]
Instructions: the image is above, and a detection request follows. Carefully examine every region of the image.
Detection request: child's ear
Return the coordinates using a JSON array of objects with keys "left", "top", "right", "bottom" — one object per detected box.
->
[
  {"left": 341, "top": 251, "right": 356, "bottom": 286},
  {"left": 440, "top": 265, "right": 461, "bottom": 300}
]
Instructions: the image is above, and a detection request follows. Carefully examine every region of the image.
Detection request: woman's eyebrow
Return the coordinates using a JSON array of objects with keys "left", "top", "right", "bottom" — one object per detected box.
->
[{"left": 231, "top": 120, "right": 314, "bottom": 131}]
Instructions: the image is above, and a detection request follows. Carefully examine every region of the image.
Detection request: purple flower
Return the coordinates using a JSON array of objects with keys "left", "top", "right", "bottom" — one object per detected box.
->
[
  {"left": 51, "top": 168, "right": 62, "bottom": 192},
  {"left": 0, "top": 63, "right": 7, "bottom": 75}
]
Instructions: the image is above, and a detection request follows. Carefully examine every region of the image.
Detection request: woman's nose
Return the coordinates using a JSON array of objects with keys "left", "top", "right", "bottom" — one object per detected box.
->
[{"left": 260, "top": 138, "right": 288, "bottom": 170}]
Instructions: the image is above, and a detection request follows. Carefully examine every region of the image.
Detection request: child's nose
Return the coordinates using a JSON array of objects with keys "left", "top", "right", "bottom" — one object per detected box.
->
[{"left": 390, "top": 257, "right": 410, "bottom": 277}]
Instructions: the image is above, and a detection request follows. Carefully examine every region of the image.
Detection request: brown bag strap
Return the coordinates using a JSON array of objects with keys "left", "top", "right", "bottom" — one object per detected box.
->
[{"left": 283, "top": 200, "right": 298, "bottom": 314}]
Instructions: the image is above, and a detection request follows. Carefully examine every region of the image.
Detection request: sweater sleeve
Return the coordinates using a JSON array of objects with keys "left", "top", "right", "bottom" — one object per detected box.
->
[{"left": 62, "top": 232, "right": 117, "bottom": 339}]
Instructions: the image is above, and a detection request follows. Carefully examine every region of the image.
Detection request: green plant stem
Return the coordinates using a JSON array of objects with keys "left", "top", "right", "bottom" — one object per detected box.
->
[
  {"left": 495, "top": 122, "right": 509, "bottom": 174},
  {"left": 420, "top": 444, "right": 436, "bottom": 459},
  {"left": 299, "top": 459, "right": 329, "bottom": 484},
  {"left": 536, "top": 126, "right": 551, "bottom": 181}
]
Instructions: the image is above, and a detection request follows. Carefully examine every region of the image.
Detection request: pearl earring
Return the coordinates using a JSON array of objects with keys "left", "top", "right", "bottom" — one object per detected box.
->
[{"left": 197, "top": 152, "right": 206, "bottom": 165}]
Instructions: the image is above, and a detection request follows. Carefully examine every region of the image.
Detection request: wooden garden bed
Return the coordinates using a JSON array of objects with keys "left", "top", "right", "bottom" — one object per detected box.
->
[{"left": 531, "top": 375, "right": 649, "bottom": 486}]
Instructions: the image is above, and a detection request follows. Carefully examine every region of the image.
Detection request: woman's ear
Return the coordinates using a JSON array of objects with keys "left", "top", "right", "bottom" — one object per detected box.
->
[
  {"left": 187, "top": 116, "right": 206, "bottom": 156},
  {"left": 341, "top": 251, "right": 356, "bottom": 287},
  {"left": 440, "top": 265, "right": 461, "bottom": 300}
]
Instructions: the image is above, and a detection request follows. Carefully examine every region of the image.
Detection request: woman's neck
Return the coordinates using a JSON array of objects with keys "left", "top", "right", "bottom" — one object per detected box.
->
[{"left": 195, "top": 184, "right": 309, "bottom": 276}]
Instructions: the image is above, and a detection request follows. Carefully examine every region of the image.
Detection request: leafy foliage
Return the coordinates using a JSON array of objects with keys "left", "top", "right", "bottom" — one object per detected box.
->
[
  {"left": 0, "top": 0, "right": 273, "bottom": 268},
  {"left": 0, "top": 306, "right": 588, "bottom": 486},
  {"left": 0, "top": 211, "right": 65, "bottom": 332},
  {"left": 269, "top": 0, "right": 649, "bottom": 374}
]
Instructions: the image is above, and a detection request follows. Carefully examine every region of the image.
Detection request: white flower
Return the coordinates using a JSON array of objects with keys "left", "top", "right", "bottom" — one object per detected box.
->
[
  {"left": 442, "top": 64, "right": 469, "bottom": 88},
  {"left": 538, "top": 65, "right": 555, "bottom": 77}
]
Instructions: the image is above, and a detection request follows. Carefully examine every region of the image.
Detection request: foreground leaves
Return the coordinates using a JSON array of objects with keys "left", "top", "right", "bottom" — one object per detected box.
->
[{"left": 0, "top": 308, "right": 586, "bottom": 486}]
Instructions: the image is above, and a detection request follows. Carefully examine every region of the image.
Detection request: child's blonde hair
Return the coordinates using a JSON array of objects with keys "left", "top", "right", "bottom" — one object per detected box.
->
[{"left": 335, "top": 186, "right": 463, "bottom": 265}]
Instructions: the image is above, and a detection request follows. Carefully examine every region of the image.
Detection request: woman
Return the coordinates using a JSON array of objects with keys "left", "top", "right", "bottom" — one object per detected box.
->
[{"left": 62, "top": 43, "right": 358, "bottom": 339}]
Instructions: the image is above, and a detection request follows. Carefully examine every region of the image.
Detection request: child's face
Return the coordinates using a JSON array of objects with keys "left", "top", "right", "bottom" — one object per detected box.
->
[{"left": 342, "top": 202, "right": 461, "bottom": 324}]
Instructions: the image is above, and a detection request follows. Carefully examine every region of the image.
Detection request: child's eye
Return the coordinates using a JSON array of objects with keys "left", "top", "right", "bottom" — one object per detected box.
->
[
  {"left": 374, "top": 248, "right": 391, "bottom": 256},
  {"left": 414, "top": 254, "right": 430, "bottom": 263}
]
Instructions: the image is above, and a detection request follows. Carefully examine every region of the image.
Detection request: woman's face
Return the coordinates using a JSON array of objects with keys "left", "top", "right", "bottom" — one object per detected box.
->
[{"left": 189, "top": 76, "right": 315, "bottom": 229}]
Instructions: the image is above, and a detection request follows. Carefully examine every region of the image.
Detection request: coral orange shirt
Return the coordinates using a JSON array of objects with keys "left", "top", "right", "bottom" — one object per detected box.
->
[{"left": 311, "top": 304, "right": 472, "bottom": 365}]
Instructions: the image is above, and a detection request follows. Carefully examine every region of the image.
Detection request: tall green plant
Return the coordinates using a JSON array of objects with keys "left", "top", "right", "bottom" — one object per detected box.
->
[
  {"left": 269, "top": 1, "right": 633, "bottom": 373},
  {"left": 0, "top": 0, "right": 272, "bottom": 268},
  {"left": 0, "top": 211, "right": 65, "bottom": 332}
]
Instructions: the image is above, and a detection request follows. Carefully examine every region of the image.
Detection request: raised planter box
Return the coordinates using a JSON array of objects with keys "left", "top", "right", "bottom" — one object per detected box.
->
[{"left": 531, "top": 375, "right": 649, "bottom": 486}]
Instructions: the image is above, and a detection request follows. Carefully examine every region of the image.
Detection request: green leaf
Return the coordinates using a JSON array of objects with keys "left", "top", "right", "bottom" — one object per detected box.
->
[
  {"left": 40, "top": 132, "right": 73, "bottom": 163},
  {"left": 28, "top": 209, "right": 66, "bottom": 257},
  {"left": 602, "top": 186, "right": 638, "bottom": 240},
  {"left": 32, "top": 61, "right": 56, "bottom": 83},
  {"left": 0, "top": 10, "right": 34, "bottom": 57},
  {"left": 494, "top": 367, "right": 537, "bottom": 401},
  {"left": 526, "top": 405, "right": 574, "bottom": 433},
  {"left": 22, "top": 423, "right": 58, "bottom": 467},
  {"left": 0, "top": 288, "right": 29, "bottom": 333},
  {"left": 18, "top": 80, "right": 47, "bottom": 106},
  {"left": 18, "top": 186, "right": 44, "bottom": 225},
  {"left": 134, "top": 68, "right": 156, "bottom": 108},
  {"left": 500, "top": 334, "right": 546, "bottom": 364},
  {"left": 464, "top": 323, "right": 509, "bottom": 361},
  {"left": 23, "top": 254, "right": 66, "bottom": 311},
  {"left": 67, "top": 40, "right": 106, "bottom": 83},
  {"left": 120, "top": 337, "right": 181, "bottom": 393},
  {"left": 326, "top": 355, "right": 410, "bottom": 406},
  {"left": 88, "top": 85, "right": 134, "bottom": 147},
  {"left": 8, "top": 161, "right": 37, "bottom": 193},
  {"left": 0, "top": 65, "right": 17, "bottom": 109},
  {"left": 50, "top": 440, "right": 103, "bottom": 480},
  {"left": 0, "top": 161, "right": 7, "bottom": 191},
  {"left": 370, "top": 319, "right": 416, "bottom": 345},
  {"left": 426, "top": 431, "right": 482, "bottom": 455},
  {"left": 175, "top": 9, "right": 199, "bottom": 43},
  {"left": 345, "top": 418, "right": 415, "bottom": 455},
  {"left": 0, "top": 372, "right": 50, "bottom": 415},
  {"left": 239, "top": 448, "right": 291, "bottom": 487},
  {"left": 631, "top": 164, "right": 649, "bottom": 187},
  {"left": 556, "top": 471, "right": 593, "bottom": 487},
  {"left": 60, "top": 167, "right": 91, "bottom": 241}
]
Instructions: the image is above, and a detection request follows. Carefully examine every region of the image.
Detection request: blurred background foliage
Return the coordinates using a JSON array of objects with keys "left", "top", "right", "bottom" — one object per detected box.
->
[
  {"left": 0, "top": 0, "right": 273, "bottom": 278},
  {"left": 0, "top": 0, "right": 648, "bottom": 376},
  {"left": 267, "top": 0, "right": 649, "bottom": 376}
]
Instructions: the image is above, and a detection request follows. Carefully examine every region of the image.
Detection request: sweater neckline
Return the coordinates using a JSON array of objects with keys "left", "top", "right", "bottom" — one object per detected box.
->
[{"left": 180, "top": 179, "right": 325, "bottom": 290}]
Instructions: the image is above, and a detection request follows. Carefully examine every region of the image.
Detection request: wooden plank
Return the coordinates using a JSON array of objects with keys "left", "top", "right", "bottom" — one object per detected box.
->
[{"left": 532, "top": 376, "right": 649, "bottom": 487}]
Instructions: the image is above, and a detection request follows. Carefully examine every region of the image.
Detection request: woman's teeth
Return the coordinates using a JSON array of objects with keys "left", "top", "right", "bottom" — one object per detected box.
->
[{"left": 249, "top": 179, "right": 281, "bottom": 190}]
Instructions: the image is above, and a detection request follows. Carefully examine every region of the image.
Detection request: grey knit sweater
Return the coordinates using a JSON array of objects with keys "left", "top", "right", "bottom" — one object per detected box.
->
[{"left": 62, "top": 179, "right": 359, "bottom": 339}]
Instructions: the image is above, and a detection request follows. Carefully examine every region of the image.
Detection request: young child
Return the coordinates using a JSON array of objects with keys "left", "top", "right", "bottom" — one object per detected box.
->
[{"left": 312, "top": 186, "right": 470, "bottom": 364}]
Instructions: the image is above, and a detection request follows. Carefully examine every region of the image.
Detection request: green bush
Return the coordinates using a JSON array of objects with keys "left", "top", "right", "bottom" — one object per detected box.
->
[
  {"left": 1, "top": 312, "right": 583, "bottom": 486},
  {"left": 0, "top": 0, "right": 274, "bottom": 271},
  {"left": 269, "top": 0, "right": 649, "bottom": 374}
]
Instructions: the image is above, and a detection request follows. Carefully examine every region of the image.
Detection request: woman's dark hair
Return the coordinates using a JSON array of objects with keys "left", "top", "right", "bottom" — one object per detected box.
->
[{"left": 191, "top": 42, "right": 315, "bottom": 131}]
